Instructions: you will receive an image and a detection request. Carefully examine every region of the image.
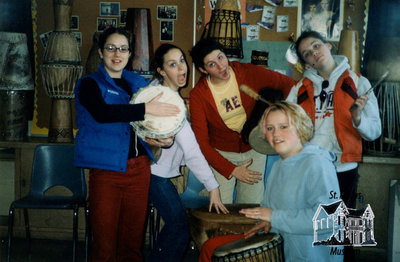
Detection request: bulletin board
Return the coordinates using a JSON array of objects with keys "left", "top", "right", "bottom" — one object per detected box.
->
[{"left": 31, "top": 0, "right": 195, "bottom": 136}]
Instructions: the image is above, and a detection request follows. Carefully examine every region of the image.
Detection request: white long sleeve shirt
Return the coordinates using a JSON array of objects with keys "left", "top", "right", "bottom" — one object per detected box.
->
[{"left": 151, "top": 119, "right": 219, "bottom": 192}]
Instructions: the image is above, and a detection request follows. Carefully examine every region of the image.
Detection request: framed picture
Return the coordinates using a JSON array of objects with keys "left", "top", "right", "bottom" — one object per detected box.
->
[
  {"left": 157, "top": 5, "right": 177, "bottom": 20},
  {"left": 297, "top": 0, "right": 343, "bottom": 41},
  {"left": 160, "top": 21, "right": 174, "bottom": 42},
  {"left": 71, "top": 32, "right": 82, "bottom": 46},
  {"left": 70, "top": 15, "right": 79, "bottom": 30},
  {"left": 97, "top": 17, "right": 117, "bottom": 32},
  {"left": 120, "top": 9, "right": 127, "bottom": 25},
  {"left": 99, "top": 2, "right": 120, "bottom": 16}
]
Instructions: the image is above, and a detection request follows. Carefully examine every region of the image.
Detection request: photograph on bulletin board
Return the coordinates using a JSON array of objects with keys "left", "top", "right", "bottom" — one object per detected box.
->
[
  {"left": 160, "top": 21, "right": 174, "bottom": 42},
  {"left": 297, "top": 0, "right": 343, "bottom": 41}
]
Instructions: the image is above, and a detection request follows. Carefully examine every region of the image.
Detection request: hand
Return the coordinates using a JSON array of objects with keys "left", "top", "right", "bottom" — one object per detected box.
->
[
  {"left": 145, "top": 92, "right": 181, "bottom": 116},
  {"left": 208, "top": 188, "right": 229, "bottom": 214},
  {"left": 145, "top": 136, "right": 174, "bottom": 147},
  {"left": 239, "top": 206, "right": 272, "bottom": 222},
  {"left": 231, "top": 159, "right": 262, "bottom": 184},
  {"left": 350, "top": 94, "right": 368, "bottom": 126},
  {"left": 243, "top": 220, "right": 271, "bottom": 239}
]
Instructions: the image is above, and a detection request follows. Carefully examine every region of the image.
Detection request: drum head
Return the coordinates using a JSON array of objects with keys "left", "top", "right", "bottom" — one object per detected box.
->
[{"left": 130, "top": 85, "right": 186, "bottom": 140}]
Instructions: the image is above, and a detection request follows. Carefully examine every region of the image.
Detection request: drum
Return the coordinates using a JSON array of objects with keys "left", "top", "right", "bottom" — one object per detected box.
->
[
  {"left": 130, "top": 84, "right": 186, "bottom": 140},
  {"left": 212, "top": 233, "right": 283, "bottom": 262},
  {"left": 189, "top": 204, "right": 259, "bottom": 250}
]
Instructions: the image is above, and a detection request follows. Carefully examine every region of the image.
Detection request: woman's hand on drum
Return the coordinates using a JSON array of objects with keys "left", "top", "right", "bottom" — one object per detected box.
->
[
  {"left": 231, "top": 159, "right": 262, "bottom": 184},
  {"left": 209, "top": 188, "right": 229, "bottom": 214},
  {"left": 146, "top": 136, "right": 175, "bottom": 148},
  {"left": 145, "top": 92, "right": 181, "bottom": 116},
  {"left": 239, "top": 207, "right": 272, "bottom": 222},
  {"left": 243, "top": 221, "right": 271, "bottom": 239}
]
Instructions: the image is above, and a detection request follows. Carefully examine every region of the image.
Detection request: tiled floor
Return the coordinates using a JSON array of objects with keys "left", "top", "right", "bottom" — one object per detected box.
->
[{"left": 0, "top": 237, "right": 200, "bottom": 262}]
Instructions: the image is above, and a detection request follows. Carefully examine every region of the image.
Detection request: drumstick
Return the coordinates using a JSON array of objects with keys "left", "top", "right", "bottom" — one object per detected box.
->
[
  {"left": 349, "top": 71, "right": 389, "bottom": 112},
  {"left": 240, "top": 85, "right": 272, "bottom": 106}
]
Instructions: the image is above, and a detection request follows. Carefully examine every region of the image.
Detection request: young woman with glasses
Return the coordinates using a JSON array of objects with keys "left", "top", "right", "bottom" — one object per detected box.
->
[{"left": 74, "top": 27, "right": 180, "bottom": 261}]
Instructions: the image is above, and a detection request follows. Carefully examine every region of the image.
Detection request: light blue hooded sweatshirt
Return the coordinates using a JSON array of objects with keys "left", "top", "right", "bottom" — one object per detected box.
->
[{"left": 263, "top": 143, "right": 343, "bottom": 262}]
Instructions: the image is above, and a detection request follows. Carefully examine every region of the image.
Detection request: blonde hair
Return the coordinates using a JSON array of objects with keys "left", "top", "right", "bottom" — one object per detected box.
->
[{"left": 262, "top": 101, "right": 314, "bottom": 144}]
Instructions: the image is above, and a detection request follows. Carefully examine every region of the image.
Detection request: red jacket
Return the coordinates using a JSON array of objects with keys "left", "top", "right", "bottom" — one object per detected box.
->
[
  {"left": 189, "top": 61, "right": 294, "bottom": 178},
  {"left": 297, "top": 70, "right": 362, "bottom": 163}
]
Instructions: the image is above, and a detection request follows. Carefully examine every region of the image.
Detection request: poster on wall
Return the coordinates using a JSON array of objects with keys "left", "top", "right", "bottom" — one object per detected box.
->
[
  {"left": 160, "top": 21, "right": 174, "bottom": 42},
  {"left": 99, "top": 2, "right": 120, "bottom": 16},
  {"left": 297, "top": 0, "right": 343, "bottom": 41},
  {"left": 157, "top": 5, "right": 177, "bottom": 20}
]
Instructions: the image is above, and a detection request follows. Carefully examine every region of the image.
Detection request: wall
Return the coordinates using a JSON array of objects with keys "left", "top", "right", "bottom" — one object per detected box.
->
[
  {"left": 31, "top": 0, "right": 369, "bottom": 132},
  {"left": 32, "top": 0, "right": 195, "bottom": 133}
]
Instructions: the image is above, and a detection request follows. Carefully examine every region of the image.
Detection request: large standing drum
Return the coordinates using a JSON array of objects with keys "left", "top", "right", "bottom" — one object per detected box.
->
[
  {"left": 212, "top": 233, "right": 283, "bottom": 262},
  {"left": 189, "top": 204, "right": 259, "bottom": 250},
  {"left": 130, "top": 85, "right": 186, "bottom": 140}
]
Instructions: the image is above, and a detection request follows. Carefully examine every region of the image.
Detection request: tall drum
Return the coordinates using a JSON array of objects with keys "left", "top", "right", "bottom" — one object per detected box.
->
[
  {"left": 40, "top": 0, "right": 83, "bottom": 143},
  {"left": 0, "top": 32, "right": 34, "bottom": 141}
]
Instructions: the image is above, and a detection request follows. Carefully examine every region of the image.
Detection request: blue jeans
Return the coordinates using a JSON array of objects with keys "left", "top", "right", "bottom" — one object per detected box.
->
[{"left": 148, "top": 175, "right": 190, "bottom": 262}]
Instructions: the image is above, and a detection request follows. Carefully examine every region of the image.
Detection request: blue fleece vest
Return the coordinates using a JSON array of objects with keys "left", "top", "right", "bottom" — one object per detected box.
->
[{"left": 74, "top": 63, "right": 154, "bottom": 172}]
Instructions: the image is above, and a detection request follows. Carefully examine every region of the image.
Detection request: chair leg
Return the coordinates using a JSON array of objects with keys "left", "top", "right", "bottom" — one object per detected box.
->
[
  {"left": 23, "top": 209, "right": 31, "bottom": 255},
  {"left": 149, "top": 205, "right": 155, "bottom": 250},
  {"left": 7, "top": 207, "right": 14, "bottom": 262},
  {"left": 72, "top": 207, "right": 78, "bottom": 262},
  {"left": 85, "top": 205, "right": 90, "bottom": 262}
]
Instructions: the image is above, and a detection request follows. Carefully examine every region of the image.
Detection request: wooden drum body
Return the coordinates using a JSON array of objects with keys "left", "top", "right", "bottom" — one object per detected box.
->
[
  {"left": 189, "top": 204, "right": 259, "bottom": 250},
  {"left": 212, "top": 233, "right": 283, "bottom": 262},
  {"left": 40, "top": 0, "right": 83, "bottom": 143}
]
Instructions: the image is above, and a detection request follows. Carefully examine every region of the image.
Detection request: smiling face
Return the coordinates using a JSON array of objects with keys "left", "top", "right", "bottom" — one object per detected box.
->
[
  {"left": 298, "top": 37, "right": 335, "bottom": 71},
  {"left": 200, "top": 49, "right": 230, "bottom": 85},
  {"left": 158, "top": 48, "right": 188, "bottom": 91},
  {"left": 264, "top": 109, "right": 303, "bottom": 160},
  {"left": 98, "top": 33, "right": 130, "bottom": 78}
]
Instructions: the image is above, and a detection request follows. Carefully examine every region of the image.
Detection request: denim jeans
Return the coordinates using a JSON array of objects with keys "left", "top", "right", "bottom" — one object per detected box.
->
[{"left": 148, "top": 175, "right": 190, "bottom": 262}]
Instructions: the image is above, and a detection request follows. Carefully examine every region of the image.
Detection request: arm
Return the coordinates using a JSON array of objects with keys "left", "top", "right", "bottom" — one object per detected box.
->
[
  {"left": 78, "top": 77, "right": 145, "bottom": 123},
  {"left": 176, "top": 121, "right": 228, "bottom": 214},
  {"left": 189, "top": 88, "right": 237, "bottom": 178},
  {"left": 352, "top": 76, "right": 382, "bottom": 141}
]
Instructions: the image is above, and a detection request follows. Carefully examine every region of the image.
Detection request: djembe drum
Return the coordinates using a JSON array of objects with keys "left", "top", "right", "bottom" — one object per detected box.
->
[
  {"left": 129, "top": 85, "right": 186, "bottom": 140},
  {"left": 40, "top": 0, "right": 83, "bottom": 142},
  {"left": 189, "top": 204, "right": 260, "bottom": 250},
  {"left": 0, "top": 32, "right": 34, "bottom": 141},
  {"left": 212, "top": 233, "right": 283, "bottom": 262}
]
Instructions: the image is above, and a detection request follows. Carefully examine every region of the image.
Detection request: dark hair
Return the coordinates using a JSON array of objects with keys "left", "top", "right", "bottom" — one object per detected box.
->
[
  {"left": 190, "top": 39, "right": 225, "bottom": 71},
  {"left": 98, "top": 26, "right": 132, "bottom": 52},
  {"left": 151, "top": 43, "right": 190, "bottom": 87},
  {"left": 295, "top": 30, "right": 326, "bottom": 65}
]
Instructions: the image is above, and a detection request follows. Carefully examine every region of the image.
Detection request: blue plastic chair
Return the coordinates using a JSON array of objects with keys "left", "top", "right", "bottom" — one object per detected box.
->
[
  {"left": 7, "top": 144, "right": 89, "bottom": 262},
  {"left": 179, "top": 169, "right": 210, "bottom": 209}
]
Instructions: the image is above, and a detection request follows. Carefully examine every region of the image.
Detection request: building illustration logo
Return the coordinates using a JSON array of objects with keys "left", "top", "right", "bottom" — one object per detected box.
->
[{"left": 312, "top": 200, "right": 377, "bottom": 247}]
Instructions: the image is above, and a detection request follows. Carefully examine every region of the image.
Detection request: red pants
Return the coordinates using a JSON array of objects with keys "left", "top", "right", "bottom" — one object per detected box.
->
[
  {"left": 199, "top": 234, "right": 244, "bottom": 262},
  {"left": 89, "top": 156, "right": 150, "bottom": 262}
]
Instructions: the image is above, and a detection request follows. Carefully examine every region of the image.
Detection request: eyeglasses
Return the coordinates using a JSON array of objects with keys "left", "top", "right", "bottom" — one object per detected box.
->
[
  {"left": 320, "top": 80, "right": 329, "bottom": 103},
  {"left": 104, "top": 44, "right": 130, "bottom": 53}
]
